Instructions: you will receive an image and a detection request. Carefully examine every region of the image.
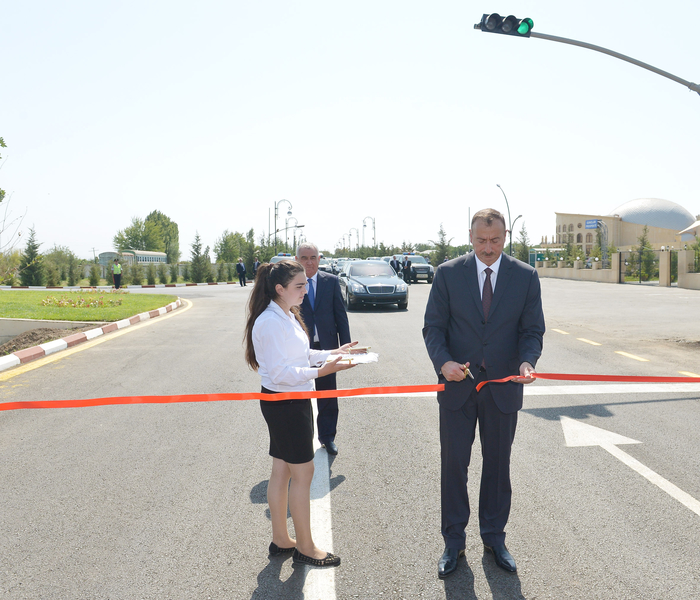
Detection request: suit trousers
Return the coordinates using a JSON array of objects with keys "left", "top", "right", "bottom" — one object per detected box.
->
[
  {"left": 312, "top": 341, "right": 339, "bottom": 444},
  {"left": 439, "top": 375, "right": 518, "bottom": 549}
]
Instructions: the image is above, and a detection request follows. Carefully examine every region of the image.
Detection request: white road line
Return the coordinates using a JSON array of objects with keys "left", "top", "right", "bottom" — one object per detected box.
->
[{"left": 304, "top": 400, "right": 336, "bottom": 600}]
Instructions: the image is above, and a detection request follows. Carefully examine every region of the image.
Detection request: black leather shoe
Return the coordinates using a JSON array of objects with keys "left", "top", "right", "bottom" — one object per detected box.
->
[
  {"left": 323, "top": 441, "right": 338, "bottom": 455},
  {"left": 438, "top": 547, "right": 465, "bottom": 579},
  {"left": 484, "top": 543, "right": 517, "bottom": 572}
]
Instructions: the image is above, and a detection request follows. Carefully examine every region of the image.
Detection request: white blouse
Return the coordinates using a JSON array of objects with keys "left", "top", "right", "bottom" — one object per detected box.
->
[{"left": 252, "top": 300, "right": 331, "bottom": 392}]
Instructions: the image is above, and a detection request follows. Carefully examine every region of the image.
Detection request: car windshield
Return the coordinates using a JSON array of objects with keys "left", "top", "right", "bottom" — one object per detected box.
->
[
  {"left": 320, "top": 258, "right": 329, "bottom": 265},
  {"left": 409, "top": 255, "right": 427, "bottom": 264},
  {"left": 349, "top": 263, "right": 394, "bottom": 278}
]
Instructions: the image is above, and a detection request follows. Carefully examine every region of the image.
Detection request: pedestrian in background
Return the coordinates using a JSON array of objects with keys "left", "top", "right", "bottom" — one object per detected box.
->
[
  {"left": 244, "top": 260, "right": 360, "bottom": 568},
  {"left": 236, "top": 258, "right": 247, "bottom": 287},
  {"left": 112, "top": 258, "right": 122, "bottom": 289}
]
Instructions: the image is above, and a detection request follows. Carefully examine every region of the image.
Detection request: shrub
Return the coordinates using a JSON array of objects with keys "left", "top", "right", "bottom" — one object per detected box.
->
[
  {"left": 89, "top": 264, "right": 100, "bottom": 286},
  {"left": 147, "top": 264, "right": 157, "bottom": 285},
  {"left": 157, "top": 263, "right": 168, "bottom": 284},
  {"left": 130, "top": 262, "right": 144, "bottom": 285},
  {"left": 169, "top": 263, "right": 179, "bottom": 283}
]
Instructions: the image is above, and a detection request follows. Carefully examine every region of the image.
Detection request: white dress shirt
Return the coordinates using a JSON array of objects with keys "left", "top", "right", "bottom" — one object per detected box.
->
[
  {"left": 252, "top": 300, "right": 330, "bottom": 392},
  {"left": 475, "top": 253, "right": 503, "bottom": 298}
]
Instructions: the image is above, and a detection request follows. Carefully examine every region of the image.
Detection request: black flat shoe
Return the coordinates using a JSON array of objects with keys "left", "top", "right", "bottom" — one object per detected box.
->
[
  {"left": 292, "top": 548, "right": 340, "bottom": 567},
  {"left": 268, "top": 542, "right": 295, "bottom": 557},
  {"left": 438, "top": 547, "right": 465, "bottom": 579},
  {"left": 484, "top": 543, "right": 517, "bottom": 572}
]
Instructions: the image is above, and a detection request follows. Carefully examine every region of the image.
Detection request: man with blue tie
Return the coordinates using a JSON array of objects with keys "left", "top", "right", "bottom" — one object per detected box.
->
[{"left": 297, "top": 243, "right": 352, "bottom": 455}]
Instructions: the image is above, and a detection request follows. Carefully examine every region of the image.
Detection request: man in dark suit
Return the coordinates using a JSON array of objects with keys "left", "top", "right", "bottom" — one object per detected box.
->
[
  {"left": 423, "top": 208, "right": 545, "bottom": 578},
  {"left": 402, "top": 255, "right": 412, "bottom": 284},
  {"left": 252, "top": 256, "right": 260, "bottom": 279},
  {"left": 297, "top": 243, "right": 352, "bottom": 455},
  {"left": 389, "top": 255, "right": 402, "bottom": 275}
]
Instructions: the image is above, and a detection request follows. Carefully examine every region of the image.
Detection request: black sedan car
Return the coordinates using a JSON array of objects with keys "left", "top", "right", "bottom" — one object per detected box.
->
[{"left": 339, "top": 260, "right": 408, "bottom": 310}]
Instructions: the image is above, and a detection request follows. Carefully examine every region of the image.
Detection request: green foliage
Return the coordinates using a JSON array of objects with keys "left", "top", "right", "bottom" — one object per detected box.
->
[
  {"left": 44, "top": 245, "right": 78, "bottom": 285},
  {"left": 130, "top": 262, "right": 144, "bottom": 285},
  {"left": 146, "top": 210, "right": 180, "bottom": 263},
  {"left": 67, "top": 254, "right": 79, "bottom": 286},
  {"left": 514, "top": 223, "right": 531, "bottom": 264},
  {"left": 0, "top": 249, "right": 21, "bottom": 285},
  {"left": 19, "top": 228, "right": 45, "bottom": 286},
  {"left": 169, "top": 263, "right": 179, "bottom": 283},
  {"left": 214, "top": 230, "right": 246, "bottom": 263},
  {"left": 429, "top": 223, "right": 454, "bottom": 266},
  {"left": 157, "top": 262, "right": 168, "bottom": 284},
  {"left": 89, "top": 264, "right": 100, "bottom": 286},
  {"left": 147, "top": 263, "right": 157, "bottom": 285},
  {"left": 182, "top": 263, "right": 190, "bottom": 282},
  {"left": 190, "top": 233, "right": 212, "bottom": 283},
  {"left": 217, "top": 261, "right": 227, "bottom": 283},
  {"left": 113, "top": 217, "right": 165, "bottom": 252},
  {"left": 631, "top": 226, "right": 657, "bottom": 281},
  {"left": 0, "top": 290, "right": 177, "bottom": 323}
]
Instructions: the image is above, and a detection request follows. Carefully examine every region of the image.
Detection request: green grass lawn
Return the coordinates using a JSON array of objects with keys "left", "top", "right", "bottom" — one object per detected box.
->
[{"left": 0, "top": 290, "right": 179, "bottom": 322}]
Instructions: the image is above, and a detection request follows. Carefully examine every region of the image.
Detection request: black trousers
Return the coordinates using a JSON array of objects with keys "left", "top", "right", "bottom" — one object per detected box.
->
[
  {"left": 439, "top": 373, "right": 518, "bottom": 549},
  {"left": 113, "top": 274, "right": 121, "bottom": 289},
  {"left": 312, "top": 341, "right": 338, "bottom": 444},
  {"left": 238, "top": 273, "right": 246, "bottom": 286}
]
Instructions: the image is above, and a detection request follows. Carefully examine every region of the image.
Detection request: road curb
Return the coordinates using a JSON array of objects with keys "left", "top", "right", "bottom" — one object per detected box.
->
[{"left": 0, "top": 298, "right": 183, "bottom": 373}]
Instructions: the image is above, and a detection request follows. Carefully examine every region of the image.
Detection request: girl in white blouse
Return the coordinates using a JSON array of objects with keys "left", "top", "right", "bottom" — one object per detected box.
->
[{"left": 244, "top": 260, "right": 358, "bottom": 568}]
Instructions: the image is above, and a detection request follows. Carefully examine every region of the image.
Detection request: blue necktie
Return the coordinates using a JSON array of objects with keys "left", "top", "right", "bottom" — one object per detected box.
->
[{"left": 307, "top": 278, "right": 315, "bottom": 309}]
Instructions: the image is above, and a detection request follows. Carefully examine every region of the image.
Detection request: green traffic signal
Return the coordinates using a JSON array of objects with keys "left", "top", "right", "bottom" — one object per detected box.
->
[
  {"left": 517, "top": 18, "right": 534, "bottom": 35},
  {"left": 476, "top": 13, "right": 534, "bottom": 37}
]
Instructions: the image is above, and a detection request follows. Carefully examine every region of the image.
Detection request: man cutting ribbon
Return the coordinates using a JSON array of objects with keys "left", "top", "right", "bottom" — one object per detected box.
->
[{"left": 423, "top": 208, "right": 546, "bottom": 578}]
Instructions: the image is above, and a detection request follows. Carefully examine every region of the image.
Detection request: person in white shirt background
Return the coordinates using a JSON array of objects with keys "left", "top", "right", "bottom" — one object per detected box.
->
[{"left": 244, "top": 259, "right": 364, "bottom": 568}]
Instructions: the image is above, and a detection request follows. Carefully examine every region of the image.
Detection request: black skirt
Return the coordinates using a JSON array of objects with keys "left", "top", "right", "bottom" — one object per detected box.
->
[{"left": 259, "top": 386, "right": 315, "bottom": 464}]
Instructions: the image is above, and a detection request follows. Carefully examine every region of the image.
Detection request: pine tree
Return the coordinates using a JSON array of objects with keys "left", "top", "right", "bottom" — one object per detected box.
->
[{"left": 19, "top": 228, "right": 45, "bottom": 286}]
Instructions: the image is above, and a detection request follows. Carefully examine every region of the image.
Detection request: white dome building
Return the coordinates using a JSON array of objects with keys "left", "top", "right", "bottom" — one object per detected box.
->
[{"left": 554, "top": 198, "right": 697, "bottom": 254}]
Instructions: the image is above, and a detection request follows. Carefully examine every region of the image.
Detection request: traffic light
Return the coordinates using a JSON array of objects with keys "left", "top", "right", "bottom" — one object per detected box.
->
[{"left": 475, "top": 13, "right": 534, "bottom": 37}]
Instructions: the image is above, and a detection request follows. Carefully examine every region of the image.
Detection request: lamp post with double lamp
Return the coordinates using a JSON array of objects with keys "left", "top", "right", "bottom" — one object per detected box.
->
[
  {"left": 362, "top": 216, "right": 376, "bottom": 248},
  {"left": 496, "top": 184, "right": 516, "bottom": 255},
  {"left": 273, "top": 199, "right": 293, "bottom": 255}
]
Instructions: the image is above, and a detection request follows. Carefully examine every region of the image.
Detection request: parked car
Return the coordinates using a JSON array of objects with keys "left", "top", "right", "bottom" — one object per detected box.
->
[
  {"left": 403, "top": 254, "right": 434, "bottom": 283},
  {"left": 338, "top": 260, "right": 408, "bottom": 310},
  {"left": 269, "top": 252, "right": 294, "bottom": 264},
  {"left": 318, "top": 257, "right": 332, "bottom": 273}
]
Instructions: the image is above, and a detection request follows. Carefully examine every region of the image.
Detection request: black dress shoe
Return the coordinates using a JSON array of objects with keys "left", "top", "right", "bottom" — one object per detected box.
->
[
  {"left": 438, "top": 547, "right": 465, "bottom": 579},
  {"left": 292, "top": 548, "right": 340, "bottom": 567},
  {"left": 323, "top": 441, "right": 338, "bottom": 455},
  {"left": 484, "top": 543, "right": 517, "bottom": 572}
]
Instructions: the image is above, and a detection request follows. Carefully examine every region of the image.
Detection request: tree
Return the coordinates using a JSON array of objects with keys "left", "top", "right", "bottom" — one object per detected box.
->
[
  {"left": 19, "top": 228, "right": 45, "bottom": 286},
  {"left": 514, "top": 223, "right": 531, "bottom": 264},
  {"left": 214, "top": 230, "right": 246, "bottom": 263},
  {"left": 190, "top": 233, "right": 212, "bottom": 283},
  {"left": 429, "top": 223, "right": 454, "bottom": 266},
  {"left": 113, "top": 217, "right": 164, "bottom": 252},
  {"left": 44, "top": 245, "right": 79, "bottom": 285},
  {"left": 632, "top": 226, "right": 657, "bottom": 281},
  {"left": 145, "top": 210, "right": 180, "bottom": 264}
]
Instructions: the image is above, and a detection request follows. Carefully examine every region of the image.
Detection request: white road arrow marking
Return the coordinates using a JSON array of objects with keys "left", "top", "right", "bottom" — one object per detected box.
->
[{"left": 560, "top": 416, "right": 700, "bottom": 517}]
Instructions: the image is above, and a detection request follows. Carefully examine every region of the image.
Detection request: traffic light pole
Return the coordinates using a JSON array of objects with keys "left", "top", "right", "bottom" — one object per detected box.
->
[{"left": 529, "top": 31, "right": 700, "bottom": 96}]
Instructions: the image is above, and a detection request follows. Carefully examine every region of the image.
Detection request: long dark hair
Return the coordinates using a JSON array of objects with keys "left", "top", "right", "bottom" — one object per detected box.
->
[{"left": 244, "top": 260, "right": 309, "bottom": 370}]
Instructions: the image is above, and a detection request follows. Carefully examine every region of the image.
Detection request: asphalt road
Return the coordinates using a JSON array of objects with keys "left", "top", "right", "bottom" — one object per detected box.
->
[{"left": 1, "top": 278, "right": 699, "bottom": 599}]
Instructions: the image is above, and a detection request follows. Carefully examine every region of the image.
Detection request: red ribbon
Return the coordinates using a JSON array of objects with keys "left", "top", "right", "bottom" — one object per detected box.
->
[
  {"left": 0, "top": 384, "right": 444, "bottom": 413},
  {"left": 476, "top": 372, "right": 700, "bottom": 392}
]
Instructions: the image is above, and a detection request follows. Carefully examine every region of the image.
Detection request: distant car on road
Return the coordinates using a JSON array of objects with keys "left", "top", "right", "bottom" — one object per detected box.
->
[
  {"left": 338, "top": 260, "right": 408, "bottom": 310},
  {"left": 404, "top": 254, "right": 434, "bottom": 283},
  {"left": 269, "top": 252, "right": 294, "bottom": 264},
  {"left": 318, "top": 257, "right": 332, "bottom": 273}
]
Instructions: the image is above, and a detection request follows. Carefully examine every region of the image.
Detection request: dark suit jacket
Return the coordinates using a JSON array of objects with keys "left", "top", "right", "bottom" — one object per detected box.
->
[
  {"left": 389, "top": 259, "right": 401, "bottom": 274},
  {"left": 423, "top": 252, "right": 545, "bottom": 413},
  {"left": 300, "top": 271, "right": 351, "bottom": 350}
]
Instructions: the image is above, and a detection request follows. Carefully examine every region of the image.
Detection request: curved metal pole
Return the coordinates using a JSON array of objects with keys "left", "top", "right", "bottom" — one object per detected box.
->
[
  {"left": 274, "top": 199, "right": 293, "bottom": 255},
  {"left": 530, "top": 31, "right": 700, "bottom": 95},
  {"left": 496, "top": 184, "right": 513, "bottom": 255}
]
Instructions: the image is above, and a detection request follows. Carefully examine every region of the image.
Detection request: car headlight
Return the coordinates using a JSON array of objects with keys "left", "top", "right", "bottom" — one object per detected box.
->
[
  {"left": 396, "top": 283, "right": 408, "bottom": 292},
  {"left": 350, "top": 283, "right": 366, "bottom": 293}
]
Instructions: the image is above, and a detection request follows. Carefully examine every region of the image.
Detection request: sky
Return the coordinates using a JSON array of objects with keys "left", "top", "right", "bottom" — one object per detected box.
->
[{"left": 2, "top": 1, "right": 699, "bottom": 260}]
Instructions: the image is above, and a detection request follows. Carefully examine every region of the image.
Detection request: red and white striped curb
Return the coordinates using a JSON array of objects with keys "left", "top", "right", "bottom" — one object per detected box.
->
[
  {"left": 1, "top": 282, "right": 247, "bottom": 290},
  {"left": 0, "top": 298, "right": 182, "bottom": 373}
]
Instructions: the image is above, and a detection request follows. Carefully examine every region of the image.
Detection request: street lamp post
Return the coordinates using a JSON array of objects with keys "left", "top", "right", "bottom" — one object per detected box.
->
[
  {"left": 511, "top": 214, "right": 523, "bottom": 256},
  {"left": 349, "top": 228, "right": 359, "bottom": 252},
  {"left": 285, "top": 216, "right": 298, "bottom": 252},
  {"left": 362, "top": 216, "right": 376, "bottom": 248},
  {"left": 273, "top": 199, "right": 293, "bottom": 255},
  {"left": 496, "top": 184, "right": 515, "bottom": 255}
]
